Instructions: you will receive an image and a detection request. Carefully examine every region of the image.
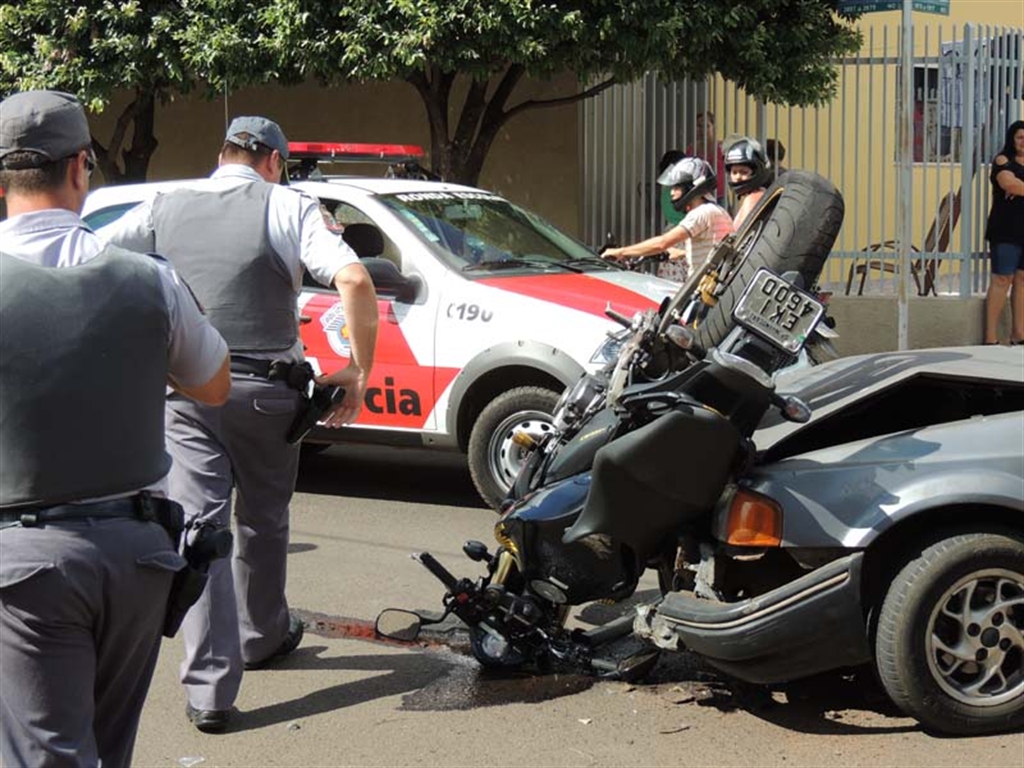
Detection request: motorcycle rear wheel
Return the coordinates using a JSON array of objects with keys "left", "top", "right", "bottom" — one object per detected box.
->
[{"left": 687, "top": 170, "right": 844, "bottom": 351}]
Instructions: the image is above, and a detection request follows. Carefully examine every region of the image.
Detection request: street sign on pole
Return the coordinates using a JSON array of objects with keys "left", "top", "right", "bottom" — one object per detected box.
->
[{"left": 838, "top": 0, "right": 949, "bottom": 14}]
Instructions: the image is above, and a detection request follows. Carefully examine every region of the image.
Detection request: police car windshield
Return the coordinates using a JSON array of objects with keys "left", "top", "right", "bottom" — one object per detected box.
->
[{"left": 380, "top": 191, "right": 609, "bottom": 274}]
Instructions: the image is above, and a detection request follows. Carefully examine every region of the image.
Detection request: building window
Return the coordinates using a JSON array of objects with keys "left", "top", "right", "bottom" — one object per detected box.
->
[{"left": 897, "top": 64, "right": 955, "bottom": 163}]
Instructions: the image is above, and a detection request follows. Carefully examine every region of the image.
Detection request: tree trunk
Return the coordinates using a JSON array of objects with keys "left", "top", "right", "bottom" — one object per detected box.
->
[
  {"left": 93, "top": 87, "right": 159, "bottom": 184},
  {"left": 408, "top": 67, "right": 614, "bottom": 188},
  {"left": 121, "top": 90, "right": 157, "bottom": 182}
]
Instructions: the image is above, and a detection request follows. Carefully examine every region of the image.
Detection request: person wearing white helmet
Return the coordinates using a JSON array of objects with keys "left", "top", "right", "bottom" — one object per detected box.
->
[{"left": 603, "top": 156, "right": 733, "bottom": 282}]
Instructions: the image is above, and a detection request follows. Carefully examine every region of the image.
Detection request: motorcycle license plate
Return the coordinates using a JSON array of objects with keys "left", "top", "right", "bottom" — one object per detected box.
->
[{"left": 732, "top": 269, "right": 824, "bottom": 354}]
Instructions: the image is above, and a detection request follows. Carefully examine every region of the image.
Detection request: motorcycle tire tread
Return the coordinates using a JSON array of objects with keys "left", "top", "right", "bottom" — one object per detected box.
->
[{"left": 694, "top": 170, "right": 845, "bottom": 351}]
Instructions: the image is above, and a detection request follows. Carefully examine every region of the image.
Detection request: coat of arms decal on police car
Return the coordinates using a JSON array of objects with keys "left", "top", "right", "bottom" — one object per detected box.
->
[{"left": 320, "top": 301, "right": 351, "bottom": 358}]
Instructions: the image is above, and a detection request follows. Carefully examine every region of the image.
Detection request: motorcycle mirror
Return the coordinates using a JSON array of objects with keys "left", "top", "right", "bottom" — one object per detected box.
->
[
  {"left": 463, "top": 540, "right": 493, "bottom": 563},
  {"left": 375, "top": 609, "right": 423, "bottom": 642}
]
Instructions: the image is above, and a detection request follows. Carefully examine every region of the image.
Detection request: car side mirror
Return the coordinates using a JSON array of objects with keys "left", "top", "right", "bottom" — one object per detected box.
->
[{"left": 361, "top": 257, "right": 421, "bottom": 303}]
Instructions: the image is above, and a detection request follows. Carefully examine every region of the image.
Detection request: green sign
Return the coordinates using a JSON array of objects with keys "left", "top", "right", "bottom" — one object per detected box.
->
[{"left": 838, "top": 0, "right": 949, "bottom": 14}]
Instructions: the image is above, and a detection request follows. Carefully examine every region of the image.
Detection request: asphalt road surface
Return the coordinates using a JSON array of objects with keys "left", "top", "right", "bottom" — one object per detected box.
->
[{"left": 131, "top": 444, "right": 1023, "bottom": 767}]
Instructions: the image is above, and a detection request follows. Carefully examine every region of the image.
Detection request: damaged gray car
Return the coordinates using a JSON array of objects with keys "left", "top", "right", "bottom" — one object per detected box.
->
[{"left": 635, "top": 345, "right": 1024, "bottom": 735}]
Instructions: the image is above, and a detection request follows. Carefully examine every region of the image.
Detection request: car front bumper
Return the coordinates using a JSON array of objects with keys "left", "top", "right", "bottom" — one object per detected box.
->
[{"left": 634, "top": 552, "right": 872, "bottom": 684}]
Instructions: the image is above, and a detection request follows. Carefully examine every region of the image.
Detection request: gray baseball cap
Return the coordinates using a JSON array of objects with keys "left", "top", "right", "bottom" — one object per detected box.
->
[
  {"left": 0, "top": 90, "right": 91, "bottom": 164},
  {"left": 224, "top": 116, "right": 289, "bottom": 160}
]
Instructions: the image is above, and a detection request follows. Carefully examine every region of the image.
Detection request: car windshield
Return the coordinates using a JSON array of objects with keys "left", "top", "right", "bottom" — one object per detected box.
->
[{"left": 379, "top": 191, "right": 614, "bottom": 274}]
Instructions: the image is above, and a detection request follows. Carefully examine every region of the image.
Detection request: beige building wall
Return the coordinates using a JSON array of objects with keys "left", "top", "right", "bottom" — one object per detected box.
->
[{"left": 86, "top": 73, "right": 582, "bottom": 235}]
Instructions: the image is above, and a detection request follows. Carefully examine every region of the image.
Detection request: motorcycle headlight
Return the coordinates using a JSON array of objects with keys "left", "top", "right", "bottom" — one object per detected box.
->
[
  {"left": 590, "top": 333, "right": 626, "bottom": 365},
  {"left": 476, "top": 625, "right": 511, "bottom": 661}
]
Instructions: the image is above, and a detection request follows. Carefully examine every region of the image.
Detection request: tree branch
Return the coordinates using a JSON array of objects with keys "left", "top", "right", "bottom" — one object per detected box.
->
[
  {"left": 461, "top": 64, "right": 526, "bottom": 184},
  {"left": 472, "top": 63, "right": 525, "bottom": 153},
  {"left": 487, "top": 63, "right": 526, "bottom": 119},
  {"left": 502, "top": 76, "right": 617, "bottom": 123}
]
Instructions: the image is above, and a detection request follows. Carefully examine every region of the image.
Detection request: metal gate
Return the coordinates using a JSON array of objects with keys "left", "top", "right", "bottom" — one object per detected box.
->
[{"left": 580, "top": 22, "right": 1023, "bottom": 297}]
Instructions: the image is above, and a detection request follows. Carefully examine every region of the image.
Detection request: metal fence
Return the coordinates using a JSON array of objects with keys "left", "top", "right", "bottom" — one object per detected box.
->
[{"left": 580, "top": 22, "right": 1024, "bottom": 297}]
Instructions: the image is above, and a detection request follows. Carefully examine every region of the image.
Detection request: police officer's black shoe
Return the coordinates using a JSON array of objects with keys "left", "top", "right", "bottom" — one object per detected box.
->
[
  {"left": 243, "top": 612, "right": 304, "bottom": 670},
  {"left": 185, "top": 702, "right": 230, "bottom": 733}
]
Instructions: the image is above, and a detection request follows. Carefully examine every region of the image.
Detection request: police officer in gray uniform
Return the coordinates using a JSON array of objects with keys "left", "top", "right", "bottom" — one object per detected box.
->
[
  {"left": 0, "top": 90, "right": 231, "bottom": 766},
  {"left": 100, "top": 116, "right": 379, "bottom": 732}
]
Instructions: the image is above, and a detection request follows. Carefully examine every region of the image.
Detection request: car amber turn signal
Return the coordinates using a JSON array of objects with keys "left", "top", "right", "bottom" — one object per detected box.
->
[{"left": 725, "top": 489, "right": 783, "bottom": 547}]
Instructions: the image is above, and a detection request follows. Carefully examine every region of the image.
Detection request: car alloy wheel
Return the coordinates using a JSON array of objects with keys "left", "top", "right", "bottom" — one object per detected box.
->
[{"left": 925, "top": 568, "right": 1024, "bottom": 707}]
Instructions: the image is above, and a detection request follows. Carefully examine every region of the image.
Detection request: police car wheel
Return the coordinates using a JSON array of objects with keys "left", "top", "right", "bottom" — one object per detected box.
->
[{"left": 468, "top": 386, "right": 561, "bottom": 510}]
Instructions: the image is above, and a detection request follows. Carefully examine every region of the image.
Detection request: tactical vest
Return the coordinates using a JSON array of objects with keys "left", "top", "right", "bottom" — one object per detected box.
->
[
  {"left": 0, "top": 246, "right": 171, "bottom": 508},
  {"left": 152, "top": 183, "right": 297, "bottom": 352}
]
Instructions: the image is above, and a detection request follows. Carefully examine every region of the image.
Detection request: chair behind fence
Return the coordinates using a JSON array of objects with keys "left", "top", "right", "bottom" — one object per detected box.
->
[{"left": 845, "top": 188, "right": 961, "bottom": 296}]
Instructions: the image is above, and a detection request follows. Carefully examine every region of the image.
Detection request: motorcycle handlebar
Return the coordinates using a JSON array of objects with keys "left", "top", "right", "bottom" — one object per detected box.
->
[
  {"left": 413, "top": 552, "right": 460, "bottom": 592},
  {"left": 605, "top": 306, "right": 633, "bottom": 328}
]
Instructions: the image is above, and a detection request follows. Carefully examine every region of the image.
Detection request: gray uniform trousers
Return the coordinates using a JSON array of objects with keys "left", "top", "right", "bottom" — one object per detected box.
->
[
  {"left": 165, "top": 373, "right": 301, "bottom": 711},
  {"left": 0, "top": 518, "right": 180, "bottom": 767}
]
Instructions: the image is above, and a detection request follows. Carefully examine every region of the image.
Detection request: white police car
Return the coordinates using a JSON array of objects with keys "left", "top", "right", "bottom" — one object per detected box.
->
[{"left": 82, "top": 142, "right": 677, "bottom": 509}]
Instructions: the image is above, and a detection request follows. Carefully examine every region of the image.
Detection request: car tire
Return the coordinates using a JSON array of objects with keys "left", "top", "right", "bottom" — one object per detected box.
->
[
  {"left": 875, "top": 530, "right": 1024, "bottom": 735},
  {"left": 686, "top": 170, "right": 845, "bottom": 351},
  {"left": 468, "top": 386, "right": 561, "bottom": 510}
]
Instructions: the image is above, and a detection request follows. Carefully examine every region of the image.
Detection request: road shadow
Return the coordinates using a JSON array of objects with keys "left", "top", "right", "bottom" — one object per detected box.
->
[
  {"left": 748, "top": 670, "right": 919, "bottom": 735},
  {"left": 644, "top": 649, "right": 920, "bottom": 735},
  {"left": 228, "top": 645, "right": 457, "bottom": 733},
  {"left": 574, "top": 594, "right": 921, "bottom": 736},
  {"left": 296, "top": 444, "right": 487, "bottom": 510}
]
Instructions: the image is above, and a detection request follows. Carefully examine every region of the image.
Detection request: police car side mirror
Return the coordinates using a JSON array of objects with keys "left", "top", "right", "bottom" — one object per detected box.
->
[{"left": 362, "top": 257, "right": 420, "bottom": 303}]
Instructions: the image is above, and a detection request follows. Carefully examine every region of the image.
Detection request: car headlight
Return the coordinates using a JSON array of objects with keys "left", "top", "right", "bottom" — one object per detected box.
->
[{"left": 590, "top": 333, "right": 626, "bottom": 364}]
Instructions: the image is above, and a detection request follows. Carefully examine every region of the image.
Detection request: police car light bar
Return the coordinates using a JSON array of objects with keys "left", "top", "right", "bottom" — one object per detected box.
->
[{"left": 288, "top": 142, "right": 425, "bottom": 163}]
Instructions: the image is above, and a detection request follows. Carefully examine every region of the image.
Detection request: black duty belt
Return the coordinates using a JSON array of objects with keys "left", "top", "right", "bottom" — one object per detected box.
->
[
  {"left": 0, "top": 493, "right": 181, "bottom": 531},
  {"left": 229, "top": 356, "right": 273, "bottom": 378},
  {"left": 230, "top": 356, "right": 314, "bottom": 392}
]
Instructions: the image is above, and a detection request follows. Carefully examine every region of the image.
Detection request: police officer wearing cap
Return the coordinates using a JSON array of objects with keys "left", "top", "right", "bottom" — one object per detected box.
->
[
  {"left": 99, "top": 116, "right": 379, "bottom": 732},
  {"left": 0, "top": 90, "right": 231, "bottom": 766}
]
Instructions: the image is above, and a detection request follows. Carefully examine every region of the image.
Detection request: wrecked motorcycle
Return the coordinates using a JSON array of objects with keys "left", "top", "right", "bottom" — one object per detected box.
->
[
  {"left": 379, "top": 170, "right": 1024, "bottom": 735},
  {"left": 377, "top": 170, "right": 843, "bottom": 666}
]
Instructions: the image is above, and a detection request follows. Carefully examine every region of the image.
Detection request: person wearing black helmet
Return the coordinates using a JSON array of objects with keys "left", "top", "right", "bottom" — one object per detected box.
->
[
  {"left": 724, "top": 137, "right": 773, "bottom": 228},
  {"left": 603, "top": 156, "right": 733, "bottom": 283}
]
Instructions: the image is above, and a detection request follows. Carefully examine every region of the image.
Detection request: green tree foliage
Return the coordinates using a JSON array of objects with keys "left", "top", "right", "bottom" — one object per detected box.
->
[
  {"left": 0, "top": 0, "right": 861, "bottom": 186},
  {"left": 0, "top": 1, "right": 295, "bottom": 182},
  {"left": 283, "top": 0, "right": 862, "bottom": 183},
  {"left": 2, "top": 1, "right": 178, "bottom": 182}
]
